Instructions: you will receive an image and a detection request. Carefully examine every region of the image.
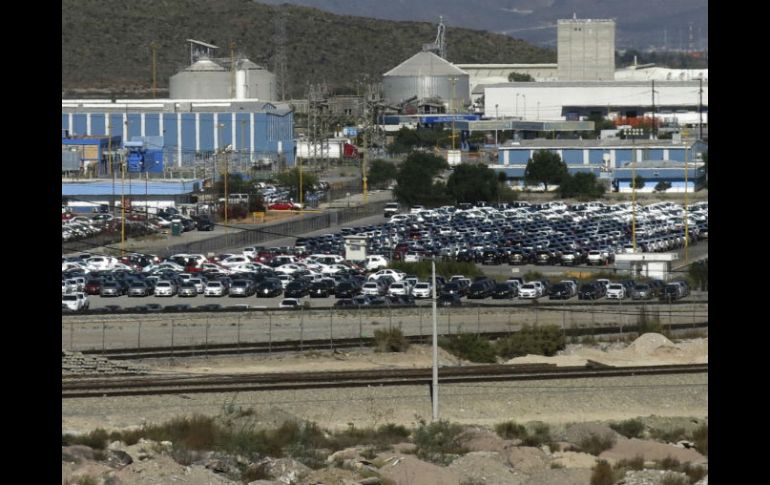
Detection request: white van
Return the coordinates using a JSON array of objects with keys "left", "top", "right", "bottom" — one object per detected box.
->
[{"left": 364, "top": 255, "right": 389, "bottom": 271}]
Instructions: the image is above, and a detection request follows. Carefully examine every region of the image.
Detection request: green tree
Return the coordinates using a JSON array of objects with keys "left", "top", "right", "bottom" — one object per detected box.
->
[
  {"left": 367, "top": 159, "right": 398, "bottom": 189},
  {"left": 654, "top": 180, "right": 672, "bottom": 192},
  {"left": 446, "top": 163, "right": 499, "bottom": 203},
  {"left": 274, "top": 168, "right": 319, "bottom": 201},
  {"left": 633, "top": 175, "right": 645, "bottom": 190},
  {"left": 524, "top": 150, "right": 568, "bottom": 191},
  {"left": 559, "top": 172, "right": 606, "bottom": 199},
  {"left": 393, "top": 152, "right": 449, "bottom": 207},
  {"left": 698, "top": 150, "right": 708, "bottom": 189},
  {"left": 508, "top": 72, "right": 535, "bottom": 82}
]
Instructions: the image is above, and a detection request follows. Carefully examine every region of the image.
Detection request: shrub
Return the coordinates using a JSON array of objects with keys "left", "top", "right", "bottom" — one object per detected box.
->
[
  {"left": 496, "top": 325, "right": 565, "bottom": 359},
  {"left": 390, "top": 261, "right": 482, "bottom": 280},
  {"left": 413, "top": 419, "right": 467, "bottom": 465},
  {"left": 691, "top": 424, "right": 708, "bottom": 456},
  {"left": 374, "top": 328, "right": 410, "bottom": 352},
  {"left": 330, "top": 423, "right": 411, "bottom": 451},
  {"left": 590, "top": 460, "right": 616, "bottom": 485},
  {"left": 610, "top": 419, "right": 645, "bottom": 439},
  {"left": 614, "top": 455, "right": 645, "bottom": 471},
  {"left": 522, "top": 423, "right": 552, "bottom": 447},
  {"left": 657, "top": 456, "right": 681, "bottom": 470},
  {"left": 439, "top": 334, "right": 497, "bottom": 363},
  {"left": 62, "top": 429, "right": 109, "bottom": 450},
  {"left": 681, "top": 463, "right": 707, "bottom": 483},
  {"left": 579, "top": 433, "right": 616, "bottom": 456},
  {"left": 495, "top": 421, "right": 528, "bottom": 440},
  {"left": 650, "top": 427, "right": 688, "bottom": 444},
  {"left": 661, "top": 473, "right": 688, "bottom": 485}
]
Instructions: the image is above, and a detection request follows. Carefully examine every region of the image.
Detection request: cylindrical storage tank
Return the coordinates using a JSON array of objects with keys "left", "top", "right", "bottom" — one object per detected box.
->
[
  {"left": 169, "top": 58, "right": 230, "bottom": 99},
  {"left": 238, "top": 59, "right": 277, "bottom": 101},
  {"left": 383, "top": 51, "right": 470, "bottom": 109}
]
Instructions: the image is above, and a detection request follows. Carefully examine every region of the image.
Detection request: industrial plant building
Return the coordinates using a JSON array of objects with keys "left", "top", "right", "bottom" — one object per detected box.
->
[
  {"left": 492, "top": 138, "right": 706, "bottom": 193},
  {"left": 61, "top": 99, "right": 295, "bottom": 169},
  {"left": 382, "top": 51, "right": 470, "bottom": 110}
]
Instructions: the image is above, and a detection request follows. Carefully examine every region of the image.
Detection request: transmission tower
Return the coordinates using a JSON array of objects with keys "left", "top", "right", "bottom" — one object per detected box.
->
[
  {"left": 273, "top": 9, "right": 289, "bottom": 100},
  {"left": 422, "top": 16, "right": 447, "bottom": 59}
]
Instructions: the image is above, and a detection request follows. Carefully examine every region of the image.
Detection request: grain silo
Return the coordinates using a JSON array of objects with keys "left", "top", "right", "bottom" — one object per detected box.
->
[
  {"left": 234, "top": 59, "right": 276, "bottom": 101},
  {"left": 383, "top": 51, "right": 470, "bottom": 110},
  {"left": 169, "top": 57, "right": 230, "bottom": 99}
]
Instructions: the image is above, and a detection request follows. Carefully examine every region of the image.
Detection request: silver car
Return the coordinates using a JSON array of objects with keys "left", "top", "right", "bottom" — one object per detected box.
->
[
  {"left": 154, "top": 280, "right": 176, "bottom": 297},
  {"left": 204, "top": 281, "right": 227, "bottom": 297}
]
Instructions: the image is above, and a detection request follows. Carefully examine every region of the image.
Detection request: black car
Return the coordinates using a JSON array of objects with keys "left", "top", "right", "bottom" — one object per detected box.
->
[
  {"left": 309, "top": 279, "right": 335, "bottom": 298},
  {"left": 334, "top": 298, "right": 355, "bottom": 308},
  {"left": 335, "top": 281, "right": 361, "bottom": 299},
  {"left": 439, "top": 293, "right": 462, "bottom": 307},
  {"left": 549, "top": 283, "right": 573, "bottom": 300},
  {"left": 481, "top": 249, "right": 504, "bottom": 265},
  {"left": 578, "top": 283, "right": 602, "bottom": 300},
  {"left": 441, "top": 282, "right": 464, "bottom": 297},
  {"left": 256, "top": 279, "right": 283, "bottom": 298},
  {"left": 193, "top": 216, "right": 215, "bottom": 231},
  {"left": 467, "top": 280, "right": 494, "bottom": 299},
  {"left": 285, "top": 279, "right": 311, "bottom": 298},
  {"left": 492, "top": 283, "right": 516, "bottom": 299}
]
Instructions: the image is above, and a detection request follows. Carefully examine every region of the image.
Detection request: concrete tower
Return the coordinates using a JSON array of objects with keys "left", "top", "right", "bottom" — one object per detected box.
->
[{"left": 557, "top": 17, "right": 615, "bottom": 81}]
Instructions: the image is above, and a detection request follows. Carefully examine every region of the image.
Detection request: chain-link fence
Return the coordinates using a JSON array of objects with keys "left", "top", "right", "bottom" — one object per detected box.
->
[{"left": 62, "top": 301, "right": 708, "bottom": 354}]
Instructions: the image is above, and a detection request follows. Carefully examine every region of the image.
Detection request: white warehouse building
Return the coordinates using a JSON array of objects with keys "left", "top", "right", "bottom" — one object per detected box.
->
[{"left": 483, "top": 81, "right": 707, "bottom": 124}]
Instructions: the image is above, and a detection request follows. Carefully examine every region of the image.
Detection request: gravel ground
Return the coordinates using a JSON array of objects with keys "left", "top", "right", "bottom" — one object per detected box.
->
[{"left": 62, "top": 372, "right": 707, "bottom": 434}]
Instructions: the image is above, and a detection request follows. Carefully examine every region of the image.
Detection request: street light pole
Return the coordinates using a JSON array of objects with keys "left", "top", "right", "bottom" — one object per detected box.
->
[
  {"left": 431, "top": 259, "right": 439, "bottom": 421},
  {"left": 494, "top": 104, "right": 499, "bottom": 146},
  {"left": 629, "top": 128, "right": 643, "bottom": 252}
]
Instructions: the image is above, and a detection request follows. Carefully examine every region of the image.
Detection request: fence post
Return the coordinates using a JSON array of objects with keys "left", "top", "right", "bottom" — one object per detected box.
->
[
  {"left": 204, "top": 316, "right": 209, "bottom": 359},
  {"left": 70, "top": 322, "right": 74, "bottom": 351},
  {"left": 389, "top": 305, "right": 393, "bottom": 331},
  {"left": 447, "top": 307, "right": 451, "bottom": 335},
  {"left": 101, "top": 320, "right": 106, "bottom": 355},
  {"left": 237, "top": 315, "right": 241, "bottom": 354},
  {"left": 300, "top": 307, "right": 304, "bottom": 351},
  {"left": 329, "top": 308, "right": 334, "bottom": 351},
  {"left": 419, "top": 306, "right": 423, "bottom": 340},
  {"left": 137, "top": 320, "right": 142, "bottom": 349},
  {"left": 359, "top": 310, "right": 363, "bottom": 349},
  {"left": 268, "top": 311, "right": 272, "bottom": 355},
  {"left": 171, "top": 319, "right": 175, "bottom": 363},
  {"left": 476, "top": 305, "right": 481, "bottom": 336}
]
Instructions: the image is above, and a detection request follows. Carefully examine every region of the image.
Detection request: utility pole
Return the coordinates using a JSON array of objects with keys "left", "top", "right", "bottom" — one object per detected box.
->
[
  {"left": 229, "top": 41, "right": 236, "bottom": 99},
  {"left": 698, "top": 78, "right": 703, "bottom": 140},
  {"left": 150, "top": 41, "right": 158, "bottom": 99},
  {"left": 684, "top": 145, "right": 689, "bottom": 264},
  {"left": 431, "top": 259, "right": 439, "bottom": 421},
  {"left": 651, "top": 80, "right": 656, "bottom": 138}
]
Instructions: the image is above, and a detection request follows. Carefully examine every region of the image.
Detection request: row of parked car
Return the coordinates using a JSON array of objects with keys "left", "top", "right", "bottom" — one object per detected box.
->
[{"left": 293, "top": 200, "right": 708, "bottom": 266}]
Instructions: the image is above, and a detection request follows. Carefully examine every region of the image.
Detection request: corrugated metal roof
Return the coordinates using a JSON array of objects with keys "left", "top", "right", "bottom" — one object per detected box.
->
[
  {"left": 186, "top": 59, "right": 225, "bottom": 72},
  {"left": 62, "top": 180, "right": 202, "bottom": 196},
  {"left": 383, "top": 51, "right": 468, "bottom": 77},
  {"left": 500, "top": 139, "right": 696, "bottom": 149}
]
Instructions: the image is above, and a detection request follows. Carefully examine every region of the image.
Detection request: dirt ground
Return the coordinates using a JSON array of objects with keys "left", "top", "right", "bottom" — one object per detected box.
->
[{"left": 150, "top": 333, "right": 707, "bottom": 376}]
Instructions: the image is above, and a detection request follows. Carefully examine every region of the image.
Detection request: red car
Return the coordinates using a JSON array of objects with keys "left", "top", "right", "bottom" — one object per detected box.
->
[
  {"left": 268, "top": 201, "right": 301, "bottom": 210},
  {"left": 84, "top": 279, "right": 102, "bottom": 295}
]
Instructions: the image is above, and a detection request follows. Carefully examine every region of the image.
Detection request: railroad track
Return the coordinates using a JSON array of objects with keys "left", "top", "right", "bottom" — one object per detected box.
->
[
  {"left": 81, "top": 322, "right": 708, "bottom": 360},
  {"left": 61, "top": 363, "right": 708, "bottom": 398}
]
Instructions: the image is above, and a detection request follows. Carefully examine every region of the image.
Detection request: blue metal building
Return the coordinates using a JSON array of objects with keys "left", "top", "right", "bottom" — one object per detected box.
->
[
  {"left": 61, "top": 99, "right": 295, "bottom": 168},
  {"left": 493, "top": 138, "right": 706, "bottom": 193}
]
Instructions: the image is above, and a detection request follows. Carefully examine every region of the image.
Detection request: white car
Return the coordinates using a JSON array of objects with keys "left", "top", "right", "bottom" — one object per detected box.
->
[
  {"left": 361, "top": 281, "right": 385, "bottom": 296},
  {"left": 219, "top": 255, "right": 252, "bottom": 268},
  {"left": 369, "top": 269, "right": 405, "bottom": 282},
  {"left": 387, "top": 282, "right": 411, "bottom": 297},
  {"left": 274, "top": 263, "right": 305, "bottom": 275},
  {"left": 606, "top": 284, "right": 626, "bottom": 300},
  {"left": 364, "top": 255, "right": 389, "bottom": 271},
  {"left": 279, "top": 298, "right": 301, "bottom": 309},
  {"left": 277, "top": 274, "right": 293, "bottom": 289},
  {"left": 62, "top": 292, "right": 89, "bottom": 311},
  {"left": 518, "top": 284, "right": 539, "bottom": 299},
  {"left": 412, "top": 282, "right": 432, "bottom": 299}
]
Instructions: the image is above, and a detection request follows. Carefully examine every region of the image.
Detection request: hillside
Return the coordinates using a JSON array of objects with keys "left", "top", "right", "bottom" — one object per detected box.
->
[{"left": 62, "top": 0, "right": 555, "bottom": 98}]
